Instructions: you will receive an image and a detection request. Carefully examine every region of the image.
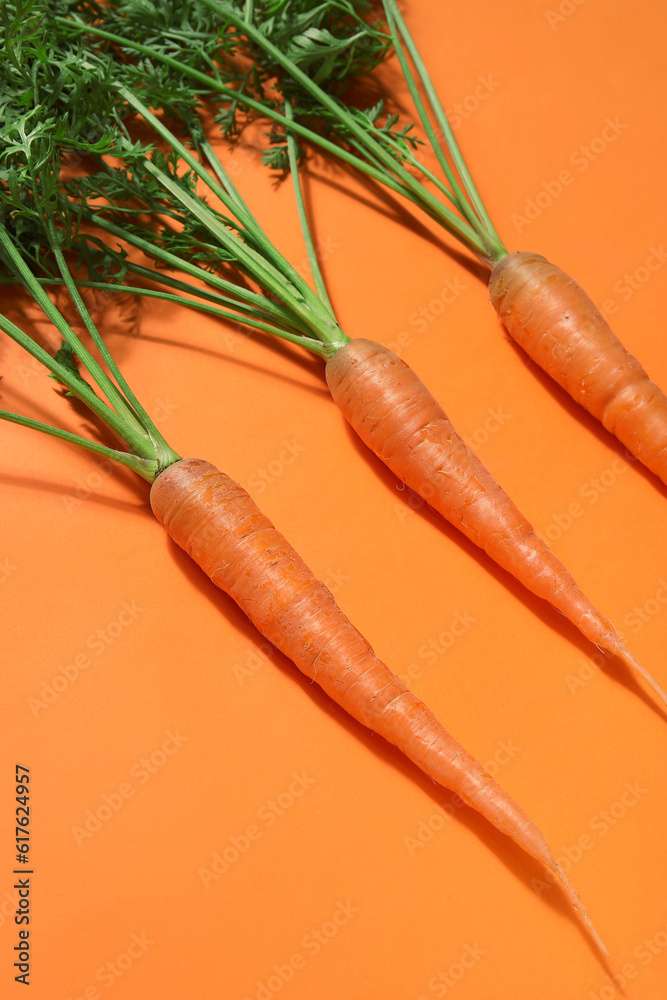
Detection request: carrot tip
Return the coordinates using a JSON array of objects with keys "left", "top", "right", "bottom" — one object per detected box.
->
[
  {"left": 612, "top": 643, "right": 667, "bottom": 711},
  {"left": 550, "top": 861, "right": 609, "bottom": 957}
]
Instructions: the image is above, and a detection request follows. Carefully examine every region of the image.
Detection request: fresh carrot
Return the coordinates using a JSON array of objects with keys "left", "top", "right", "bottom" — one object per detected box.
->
[
  {"left": 22, "top": 11, "right": 665, "bottom": 711},
  {"left": 325, "top": 338, "right": 667, "bottom": 706},
  {"left": 151, "top": 456, "right": 553, "bottom": 860},
  {"left": 0, "top": 219, "right": 606, "bottom": 953},
  {"left": 151, "top": 458, "right": 604, "bottom": 953},
  {"left": 489, "top": 252, "right": 667, "bottom": 484}
]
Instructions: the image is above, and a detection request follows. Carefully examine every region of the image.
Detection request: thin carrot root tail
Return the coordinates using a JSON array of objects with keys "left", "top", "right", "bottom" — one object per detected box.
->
[
  {"left": 607, "top": 640, "right": 667, "bottom": 710},
  {"left": 517, "top": 827, "right": 607, "bottom": 955},
  {"left": 548, "top": 860, "right": 609, "bottom": 957}
]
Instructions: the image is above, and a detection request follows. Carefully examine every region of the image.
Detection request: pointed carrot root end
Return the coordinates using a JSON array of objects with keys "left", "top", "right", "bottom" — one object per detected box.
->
[
  {"left": 520, "top": 832, "right": 608, "bottom": 955},
  {"left": 549, "top": 860, "right": 609, "bottom": 957},
  {"left": 608, "top": 641, "right": 667, "bottom": 712}
]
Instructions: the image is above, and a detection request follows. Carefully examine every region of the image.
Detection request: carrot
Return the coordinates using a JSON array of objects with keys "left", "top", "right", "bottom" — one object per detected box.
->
[
  {"left": 0, "top": 227, "right": 606, "bottom": 955},
  {"left": 151, "top": 457, "right": 606, "bottom": 953},
  {"left": 489, "top": 252, "right": 667, "bottom": 484},
  {"left": 326, "top": 337, "right": 667, "bottom": 707}
]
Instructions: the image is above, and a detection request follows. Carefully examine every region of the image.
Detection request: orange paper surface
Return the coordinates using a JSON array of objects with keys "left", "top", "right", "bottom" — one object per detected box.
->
[{"left": 2, "top": 3, "right": 667, "bottom": 998}]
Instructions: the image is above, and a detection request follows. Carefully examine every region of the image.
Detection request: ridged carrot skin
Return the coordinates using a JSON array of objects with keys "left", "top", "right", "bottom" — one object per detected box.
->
[
  {"left": 489, "top": 251, "right": 667, "bottom": 485},
  {"left": 325, "top": 337, "right": 666, "bottom": 706},
  {"left": 149, "top": 457, "right": 602, "bottom": 948}
]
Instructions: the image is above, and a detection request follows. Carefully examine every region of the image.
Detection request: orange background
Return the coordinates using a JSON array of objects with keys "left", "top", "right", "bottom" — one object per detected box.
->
[{"left": 2, "top": 1, "right": 667, "bottom": 997}]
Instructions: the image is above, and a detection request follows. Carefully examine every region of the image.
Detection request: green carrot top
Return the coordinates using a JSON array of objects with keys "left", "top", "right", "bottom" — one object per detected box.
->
[
  {"left": 55, "top": 0, "right": 508, "bottom": 265},
  {"left": 1, "top": 0, "right": 366, "bottom": 386},
  {"left": 0, "top": 3, "right": 180, "bottom": 479}
]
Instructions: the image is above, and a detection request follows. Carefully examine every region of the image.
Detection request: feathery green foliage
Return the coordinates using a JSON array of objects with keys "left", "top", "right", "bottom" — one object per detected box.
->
[
  {"left": 56, "top": 0, "right": 506, "bottom": 263},
  {"left": 3, "top": 1, "right": 355, "bottom": 359},
  {"left": 0, "top": 1, "right": 182, "bottom": 478}
]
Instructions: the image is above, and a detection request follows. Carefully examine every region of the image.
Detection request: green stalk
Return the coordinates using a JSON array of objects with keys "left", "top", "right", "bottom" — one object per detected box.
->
[
  {"left": 120, "top": 261, "right": 298, "bottom": 329},
  {"left": 142, "top": 159, "right": 347, "bottom": 350},
  {"left": 8, "top": 275, "right": 334, "bottom": 358},
  {"left": 382, "top": 0, "right": 505, "bottom": 261},
  {"left": 80, "top": 215, "right": 341, "bottom": 355},
  {"left": 203, "top": 0, "right": 488, "bottom": 252},
  {"left": 57, "top": 15, "right": 488, "bottom": 255},
  {"left": 116, "top": 85, "right": 315, "bottom": 294},
  {"left": 0, "top": 409, "right": 156, "bottom": 479},
  {"left": 2, "top": 225, "right": 130, "bottom": 422},
  {"left": 0, "top": 227, "right": 149, "bottom": 453},
  {"left": 87, "top": 212, "right": 313, "bottom": 335},
  {"left": 284, "top": 99, "right": 334, "bottom": 312},
  {"left": 382, "top": 0, "right": 482, "bottom": 236},
  {"left": 50, "top": 240, "right": 179, "bottom": 468},
  {"left": 198, "top": 137, "right": 272, "bottom": 242}
]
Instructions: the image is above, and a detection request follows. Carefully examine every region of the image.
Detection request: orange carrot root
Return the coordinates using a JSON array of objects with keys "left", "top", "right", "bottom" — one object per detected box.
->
[
  {"left": 489, "top": 251, "right": 667, "bottom": 486},
  {"left": 549, "top": 860, "right": 609, "bottom": 956},
  {"left": 150, "top": 457, "right": 600, "bottom": 940},
  {"left": 611, "top": 642, "right": 667, "bottom": 709},
  {"left": 325, "top": 338, "right": 666, "bottom": 710}
]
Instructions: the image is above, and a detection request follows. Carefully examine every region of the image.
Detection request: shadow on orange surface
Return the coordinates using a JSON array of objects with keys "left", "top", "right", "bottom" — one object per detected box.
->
[
  {"left": 305, "top": 154, "right": 493, "bottom": 285},
  {"left": 0, "top": 470, "right": 148, "bottom": 512},
  {"left": 117, "top": 325, "right": 330, "bottom": 396}
]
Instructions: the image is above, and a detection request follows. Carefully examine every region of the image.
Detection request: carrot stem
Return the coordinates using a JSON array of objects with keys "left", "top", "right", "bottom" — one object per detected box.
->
[
  {"left": 283, "top": 98, "right": 335, "bottom": 313},
  {"left": 0, "top": 409, "right": 156, "bottom": 479},
  {"left": 382, "top": 0, "right": 505, "bottom": 259},
  {"left": 58, "top": 14, "right": 490, "bottom": 258}
]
